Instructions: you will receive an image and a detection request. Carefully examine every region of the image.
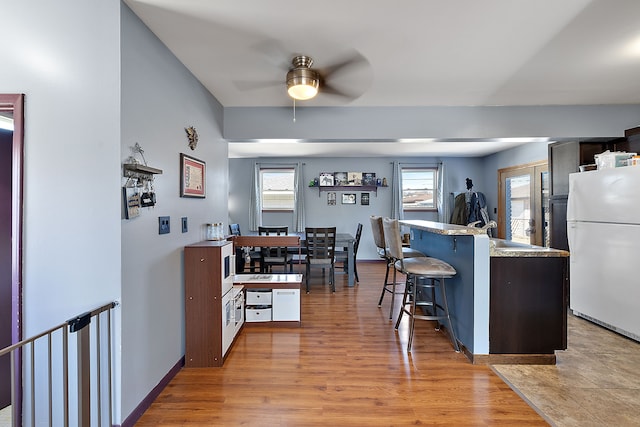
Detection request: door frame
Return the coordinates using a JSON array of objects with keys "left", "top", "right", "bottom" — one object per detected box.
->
[
  {"left": 0, "top": 93, "right": 24, "bottom": 416},
  {"left": 497, "top": 160, "right": 548, "bottom": 245}
]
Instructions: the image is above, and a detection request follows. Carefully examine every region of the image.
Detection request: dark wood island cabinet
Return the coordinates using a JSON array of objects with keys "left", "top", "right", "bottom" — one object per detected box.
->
[{"left": 490, "top": 256, "right": 568, "bottom": 358}]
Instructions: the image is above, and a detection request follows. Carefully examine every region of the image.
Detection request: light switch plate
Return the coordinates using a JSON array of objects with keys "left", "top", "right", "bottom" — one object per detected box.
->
[
  {"left": 181, "top": 217, "right": 188, "bottom": 233},
  {"left": 159, "top": 216, "right": 170, "bottom": 234}
]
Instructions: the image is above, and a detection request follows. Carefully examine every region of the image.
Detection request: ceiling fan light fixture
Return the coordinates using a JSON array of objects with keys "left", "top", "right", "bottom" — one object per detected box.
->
[{"left": 286, "top": 56, "right": 319, "bottom": 100}]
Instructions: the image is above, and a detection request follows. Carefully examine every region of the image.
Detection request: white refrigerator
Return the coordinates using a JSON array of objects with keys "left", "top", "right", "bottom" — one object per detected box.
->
[{"left": 567, "top": 165, "right": 640, "bottom": 342}]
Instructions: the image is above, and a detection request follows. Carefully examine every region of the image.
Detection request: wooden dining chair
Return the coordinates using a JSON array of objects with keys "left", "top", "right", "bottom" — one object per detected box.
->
[
  {"left": 304, "top": 227, "right": 337, "bottom": 293},
  {"left": 258, "top": 226, "right": 293, "bottom": 273},
  {"left": 229, "top": 223, "right": 261, "bottom": 272},
  {"left": 335, "top": 223, "right": 362, "bottom": 283}
]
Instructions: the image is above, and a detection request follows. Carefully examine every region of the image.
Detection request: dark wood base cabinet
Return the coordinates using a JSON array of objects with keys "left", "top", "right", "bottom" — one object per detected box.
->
[{"left": 489, "top": 257, "right": 568, "bottom": 354}]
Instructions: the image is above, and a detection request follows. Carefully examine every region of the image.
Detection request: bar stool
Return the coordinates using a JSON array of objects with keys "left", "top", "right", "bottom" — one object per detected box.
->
[
  {"left": 370, "top": 215, "right": 426, "bottom": 320},
  {"left": 382, "top": 217, "right": 460, "bottom": 352}
]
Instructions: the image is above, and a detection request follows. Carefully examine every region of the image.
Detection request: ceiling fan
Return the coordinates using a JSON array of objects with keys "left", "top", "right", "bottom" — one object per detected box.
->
[{"left": 235, "top": 47, "right": 371, "bottom": 103}]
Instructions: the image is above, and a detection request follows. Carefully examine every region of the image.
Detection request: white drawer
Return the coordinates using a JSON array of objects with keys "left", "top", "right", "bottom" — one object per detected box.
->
[
  {"left": 245, "top": 307, "right": 272, "bottom": 322},
  {"left": 246, "top": 290, "right": 272, "bottom": 305}
]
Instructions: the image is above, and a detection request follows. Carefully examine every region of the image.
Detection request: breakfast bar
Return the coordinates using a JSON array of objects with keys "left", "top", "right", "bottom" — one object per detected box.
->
[{"left": 400, "top": 220, "right": 570, "bottom": 364}]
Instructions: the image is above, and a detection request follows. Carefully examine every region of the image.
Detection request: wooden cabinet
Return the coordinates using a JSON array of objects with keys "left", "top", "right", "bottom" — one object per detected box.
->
[
  {"left": 489, "top": 256, "right": 568, "bottom": 355},
  {"left": 184, "top": 240, "right": 235, "bottom": 367}
]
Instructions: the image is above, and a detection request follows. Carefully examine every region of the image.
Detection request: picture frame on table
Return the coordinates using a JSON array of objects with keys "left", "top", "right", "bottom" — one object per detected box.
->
[
  {"left": 342, "top": 193, "right": 356, "bottom": 204},
  {"left": 180, "top": 153, "right": 206, "bottom": 198}
]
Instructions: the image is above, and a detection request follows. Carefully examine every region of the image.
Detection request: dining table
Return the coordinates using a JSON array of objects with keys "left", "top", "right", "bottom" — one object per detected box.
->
[{"left": 231, "top": 231, "right": 356, "bottom": 287}]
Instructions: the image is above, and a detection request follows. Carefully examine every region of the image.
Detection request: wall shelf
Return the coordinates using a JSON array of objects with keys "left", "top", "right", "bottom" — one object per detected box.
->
[
  {"left": 123, "top": 163, "right": 163, "bottom": 178},
  {"left": 309, "top": 185, "right": 387, "bottom": 197}
]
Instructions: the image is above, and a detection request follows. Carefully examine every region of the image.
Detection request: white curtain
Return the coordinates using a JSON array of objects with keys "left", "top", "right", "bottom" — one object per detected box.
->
[
  {"left": 437, "top": 162, "right": 447, "bottom": 223},
  {"left": 249, "top": 162, "right": 261, "bottom": 231},
  {"left": 391, "top": 161, "right": 403, "bottom": 219},
  {"left": 293, "top": 162, "right": 305, "bottom": 232}
]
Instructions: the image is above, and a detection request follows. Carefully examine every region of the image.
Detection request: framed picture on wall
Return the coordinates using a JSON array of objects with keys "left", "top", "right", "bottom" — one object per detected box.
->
[
  {"left": 347, "top": 172, "right": 362, "bottom": 186},
  {"left": 334, "top": 172, "right": 348, "bottom": 186},
  {"left": 319, "top": 172, "right": 335, "bottom": 186},
  {"left": 362, "top": 172, "right": 376, "bottom": 186},
  {"left": 180, "top": 153, "right": 206, "bottom": 198},
  {"left": 361, "top": 193, "right": 370, "bottom": 205},
  {"left": 342, "top": 193, "right": 356, "bottom": 204},
  {"left": 327, "top": 192, "right": 336, "bottom": 205}
]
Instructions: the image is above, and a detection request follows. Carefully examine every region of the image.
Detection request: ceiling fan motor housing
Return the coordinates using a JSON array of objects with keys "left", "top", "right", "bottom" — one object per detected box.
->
[{"left": 287, "top": 55, "right": 319, "bottom": 100}]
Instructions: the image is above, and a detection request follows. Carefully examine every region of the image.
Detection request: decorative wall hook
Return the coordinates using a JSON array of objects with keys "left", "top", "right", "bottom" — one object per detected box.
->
[{"left": 185, "top": 126, "right": 198, "bottom": 150}]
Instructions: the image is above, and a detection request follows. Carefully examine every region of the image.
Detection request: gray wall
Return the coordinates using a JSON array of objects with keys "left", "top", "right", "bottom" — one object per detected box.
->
[
  {"left": 229, "top": 142, "right": 557, "bottom": 261},
  {"left": 3, "top": 0, "right": 122, "bottom": 423},
  {"left": 229, "top": 156, "right": 487, "bottom": 260},
  {"left": 120, "top": 5, "right": 228, "bottom": 422},
  {"left": 3, "top": 1, "right": 230, "bottom": 424}
]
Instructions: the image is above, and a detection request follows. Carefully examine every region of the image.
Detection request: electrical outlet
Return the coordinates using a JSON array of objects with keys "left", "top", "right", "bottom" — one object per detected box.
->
[
  {"left": 159, "top": 216, "right": 170, "bottom": 235},
  {"left": 181, "top": 217, "right": 188, "bottom": 233}
]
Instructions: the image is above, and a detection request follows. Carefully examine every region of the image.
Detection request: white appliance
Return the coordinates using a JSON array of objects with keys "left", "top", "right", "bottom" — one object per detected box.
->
[
  {"left": 232, "top": 285, "right": 245, "bottom": 337},
  {"left": 221, "top": 247, "right": 241, "bottom": 356},
  {"left": 567, "top": 166, "right": 640, "bottom": 342}
]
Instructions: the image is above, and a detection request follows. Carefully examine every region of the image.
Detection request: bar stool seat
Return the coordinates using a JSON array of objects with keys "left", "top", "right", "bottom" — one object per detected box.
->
[
  {"left": 382, "top": 217, "right": 460, "bottom": 353},
  {"left": 370, "top": 215, "right": 426, "bottom": 320}
]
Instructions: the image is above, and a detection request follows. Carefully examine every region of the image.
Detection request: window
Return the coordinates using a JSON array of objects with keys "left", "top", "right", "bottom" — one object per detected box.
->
[
  {"left": 261, "top": 168, "right": 295, "bottom": 210},
  {"left": 401, "top": 168, "right": 437, "bottom": 210}
]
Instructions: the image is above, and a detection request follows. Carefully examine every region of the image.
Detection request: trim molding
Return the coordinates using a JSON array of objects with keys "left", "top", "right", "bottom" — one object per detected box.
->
[{"left": 119, "top": 356, "right": 185, "bottom": 427}]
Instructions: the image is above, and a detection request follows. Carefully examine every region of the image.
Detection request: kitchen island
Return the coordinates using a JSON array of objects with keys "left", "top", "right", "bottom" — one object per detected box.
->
[{"left": 400, "top": 220, "right": 569, "bottom": 364}]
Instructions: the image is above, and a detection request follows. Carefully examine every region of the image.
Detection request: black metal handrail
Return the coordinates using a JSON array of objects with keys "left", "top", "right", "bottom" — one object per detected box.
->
[{"left": 0, "top": 301, "right": 117, "bottom": 427}]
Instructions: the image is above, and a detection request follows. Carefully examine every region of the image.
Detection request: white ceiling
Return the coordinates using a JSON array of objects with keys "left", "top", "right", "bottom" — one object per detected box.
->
[{"left": 124, "top": 0, "right": 640, "bottom": 158}]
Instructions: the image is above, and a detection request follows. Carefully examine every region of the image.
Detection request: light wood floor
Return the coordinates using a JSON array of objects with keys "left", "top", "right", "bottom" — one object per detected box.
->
[{"left": 136, "top": 261, "right": 548, "bottom": 426}]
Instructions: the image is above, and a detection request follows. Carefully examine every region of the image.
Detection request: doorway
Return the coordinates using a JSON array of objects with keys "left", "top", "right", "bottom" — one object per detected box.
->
[
  {"left": 497, "top": 161, "right": 549, "bottom": 247},
  {"left": 0, "top": 94, "right": 24, "bottom": 414}
]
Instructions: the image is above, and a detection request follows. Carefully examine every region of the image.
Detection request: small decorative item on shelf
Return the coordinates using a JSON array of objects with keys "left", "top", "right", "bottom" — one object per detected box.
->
[
  {"left": 334, "top": 172, "right": 348, "bottom": 186},
  {"left": 347, "top": 172, "right": 362, "bottom": 186},
  {"left": 362, "top": 172, "right": 376, "bottom": 186},
  {"left": 382, "top": 177, "right": 388, "bottom": 187},
  {"left": 319, "top": 172, "right": 334, "bottom": 186},
  {"left": 309, "top": 178, "right": 318, "bottom": 187},
  {"left": 376, "top": 178, "right": 382, "bottom": 187}
]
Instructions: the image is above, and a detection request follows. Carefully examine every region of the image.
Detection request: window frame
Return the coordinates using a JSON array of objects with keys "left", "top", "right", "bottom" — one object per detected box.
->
[
  {"left": 260, "top": 167, "right": 295, "bottom": 212},
  {"left": 401, "top": 167, "right": 438, "bottom": 212}
]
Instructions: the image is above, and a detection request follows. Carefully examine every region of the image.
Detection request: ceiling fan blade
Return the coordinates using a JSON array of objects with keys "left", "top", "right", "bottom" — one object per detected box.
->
[
  {"left": 316, "top": 50, "right": 372, "bottom": 102},
  {"left": 317, "top": 50, "right": 370, "bottom": 79},
  {"left": 320, "top": 81, "right": 360, "bottom": 100},
  {"left": 247, "top": 38, "right": 292, "bottom": 71}
]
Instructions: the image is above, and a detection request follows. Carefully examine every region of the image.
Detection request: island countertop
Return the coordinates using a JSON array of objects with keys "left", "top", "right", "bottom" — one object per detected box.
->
[
  {"left": 488, "top": 238, "right": 570, "bottom": 258},
  {"left": 401, "top": 220, "right": 570, "bottom": 258},
  {"left": 400, "top": 219, "right": 489, "bottom": 236}
]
